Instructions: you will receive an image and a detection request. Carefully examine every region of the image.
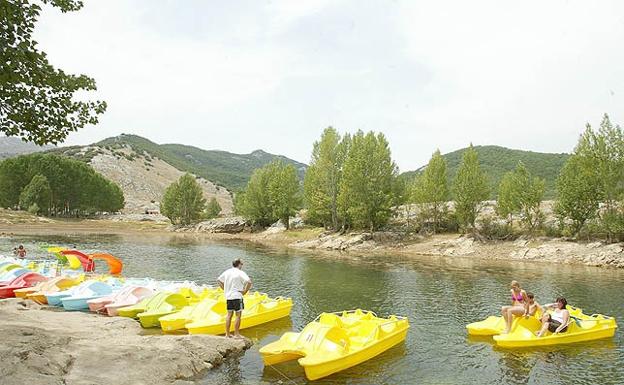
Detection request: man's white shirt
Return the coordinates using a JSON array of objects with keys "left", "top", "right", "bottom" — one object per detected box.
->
[{"left": 218, "top": 267, "right": 251, "bottom": 300}]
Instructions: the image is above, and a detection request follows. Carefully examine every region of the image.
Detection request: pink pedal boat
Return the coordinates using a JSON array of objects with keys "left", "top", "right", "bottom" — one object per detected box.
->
[{"left": 88, "top": 285, "right": 154, "bottom": 316}]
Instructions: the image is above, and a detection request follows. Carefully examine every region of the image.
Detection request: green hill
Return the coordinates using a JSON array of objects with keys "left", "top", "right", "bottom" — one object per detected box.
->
[
  {"left": 401, "top": 145, "right": 570, "bottom": 199},
  {"left": 96, "top": 134, "right": 307, "bottom": 191},
  {"left": 46, "top": 134, "right": 307, "bottom": 192}
]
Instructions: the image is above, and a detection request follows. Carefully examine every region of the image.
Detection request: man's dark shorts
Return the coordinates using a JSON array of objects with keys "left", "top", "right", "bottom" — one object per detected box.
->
[
  {"left": 546, "top": 315, "right": 568, "bottom": 333},
  {"left": 226, "top": 299, "right": 244, "bottom": 312}
]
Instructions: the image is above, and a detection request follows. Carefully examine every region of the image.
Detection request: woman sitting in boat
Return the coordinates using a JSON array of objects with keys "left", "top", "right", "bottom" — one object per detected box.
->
[
  {"left": 536, "top": 297, "right": 570, "bottom": 337},
  {"left": 501, "top": 280, "right": 528, "bottom": 334}
]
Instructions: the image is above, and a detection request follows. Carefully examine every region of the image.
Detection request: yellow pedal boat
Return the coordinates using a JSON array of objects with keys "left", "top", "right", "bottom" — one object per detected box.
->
[
  {"left": 260, "top": 309, "right": 409, "bottom": 381},
  {"left": 184, "top": 292, "right": 293, "bottom": 335},
  {"left": 493, "top": 310, "right": 617, "bottom": 348},
  {"left": 466, "top": 306, "right": 584, "bottom": 336}
]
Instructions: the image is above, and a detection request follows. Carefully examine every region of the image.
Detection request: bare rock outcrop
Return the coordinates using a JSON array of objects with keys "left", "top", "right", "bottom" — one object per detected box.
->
[
  {"left": 87, "top": 146, "right": 233, "bottom": 215},
  {"left": 0, "top": 299, "right": 251, "bottom": 385},
  {"left": 177, "top": 217, "right": 248, "bottom": 234}
]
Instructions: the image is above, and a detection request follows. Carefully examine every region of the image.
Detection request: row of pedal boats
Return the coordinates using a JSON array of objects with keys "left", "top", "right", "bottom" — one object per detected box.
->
[{"left": 1, "top": 256, "right": 410, "bottom": 380}]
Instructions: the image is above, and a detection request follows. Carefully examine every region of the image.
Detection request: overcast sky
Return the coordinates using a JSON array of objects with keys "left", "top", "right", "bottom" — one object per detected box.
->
[{"left": 36, "top": 0, "right": 623, "bottom": 171}]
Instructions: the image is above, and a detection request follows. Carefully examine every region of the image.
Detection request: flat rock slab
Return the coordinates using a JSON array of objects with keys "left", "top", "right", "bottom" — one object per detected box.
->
[{"left": 0, "top": 299, "right": 251, "bottom": 385}]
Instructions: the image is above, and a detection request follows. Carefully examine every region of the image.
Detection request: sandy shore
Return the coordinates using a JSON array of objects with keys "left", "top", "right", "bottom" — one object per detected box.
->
[{"left": 0, "top": 299, "right": 251, "bottom": 385}]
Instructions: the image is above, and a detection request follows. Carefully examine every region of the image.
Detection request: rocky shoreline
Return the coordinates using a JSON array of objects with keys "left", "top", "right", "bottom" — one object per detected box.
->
[
  {"left": 1, "top": 212, "right": 623, "bottom": 269},
  {"left": 0, "top": 299, "right": 251, "bottom": 385}
]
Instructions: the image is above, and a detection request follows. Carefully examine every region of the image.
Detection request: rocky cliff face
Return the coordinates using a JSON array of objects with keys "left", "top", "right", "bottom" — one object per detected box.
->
[{"left": 84, "top": 145, "right": 233, "bottom": 214}]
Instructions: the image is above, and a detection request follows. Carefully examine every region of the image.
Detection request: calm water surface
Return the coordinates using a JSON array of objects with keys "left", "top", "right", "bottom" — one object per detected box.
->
[{"left": 2, "top": 233, "right": 623, "bottom": 385}]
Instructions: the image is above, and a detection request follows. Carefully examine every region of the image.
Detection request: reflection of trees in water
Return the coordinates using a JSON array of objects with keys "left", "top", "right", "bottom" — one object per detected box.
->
[{"left": 299, "top": 259, "right": 393, "bottom": 323}]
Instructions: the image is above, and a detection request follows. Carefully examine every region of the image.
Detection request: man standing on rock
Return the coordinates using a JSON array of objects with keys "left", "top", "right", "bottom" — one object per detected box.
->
[{"left": 218, "top": 258, "right": 252, "bottom": 338}]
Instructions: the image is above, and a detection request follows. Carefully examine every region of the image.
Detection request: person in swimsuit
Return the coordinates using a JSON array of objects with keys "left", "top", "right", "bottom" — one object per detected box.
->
[
  {"left": 15, "top": 245, "right": 26, "bottom": 259},
  {"left": 501, "top": 280, "right": 528, "bottom": 334},
  {"left": 523, "top": 292, "right": 542, "bottom": 317},
  {"left": 536, "top": 297, "right": 570, "bottom": 337}
]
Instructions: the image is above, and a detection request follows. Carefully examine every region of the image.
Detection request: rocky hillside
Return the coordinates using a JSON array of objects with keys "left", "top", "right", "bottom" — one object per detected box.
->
[
  {"left": 48, "top": 144, "right": 233, "bottom": 214},
  {"left": 42, "top": 134, "right": 307, "bottom": 214},
  {"left": 401, "top": 145, "right": 570, "bottom": 199},
  {"left": 96, "top": 134, "right": 307, "bottom": 191},
  {"left": 0, "top": 136, "right": 53, "bottom": 159}
]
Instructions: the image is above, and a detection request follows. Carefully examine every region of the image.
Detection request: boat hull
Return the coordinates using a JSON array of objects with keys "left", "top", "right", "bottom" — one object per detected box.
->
[
  {"left": 302, "top": 327, "right": 408, "bottom": 381},
  {"left": 187, "top": 302, "right": 292, "bottom": 335}
]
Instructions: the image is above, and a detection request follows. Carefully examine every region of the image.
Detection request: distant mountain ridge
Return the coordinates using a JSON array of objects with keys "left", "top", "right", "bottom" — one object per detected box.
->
[
  {"left": 94, "top": 134, "right": 307, "bottom": 191},
  {"left": 401, "top": 145, "right": 570, "bottom": 199},
  {"left": 0, "top": 136, "right": 53, "bottom": 159},
  {"left": 35, "top": 134, "right": 307, "bottom": 213}
]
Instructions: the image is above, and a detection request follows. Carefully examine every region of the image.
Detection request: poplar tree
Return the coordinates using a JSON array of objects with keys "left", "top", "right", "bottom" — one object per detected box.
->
[
  {"left": 205, "top": 197, "right": 222, "bottom": 219},
  {"left": 237, "top": 165, "right": 274, "bottom": 226},
  {"left": 268, "top": 161, "right": 300, "bottom": 229},
  {"left": 338, "top": 131, "right": 398, "bottom": 231},
  {"left": 237, "top": 160, "right": 300, "bottom": 227},
  {"left": 412, "top": 149, "right": 449, "bottom": 232},
  {"left": 496, "top": 171, "right": 517, "bottom": 226},
  {"left": 303, "top": 128, "right": 350, "bottom": 229},
  {"left": 555, "top": 156, "right": 602, "bottom": 235},
  {"left": 161, "top": 173, "right": 206, "bottom": 225},
  {"left": 453, "top": 145, "right": 489, "bottom": 230},
  {"left": 572, "top": 114, "right": 624, "bottom": 240},
  {"left": 505, "top": 162, "right": 545, "bottom": 232}
]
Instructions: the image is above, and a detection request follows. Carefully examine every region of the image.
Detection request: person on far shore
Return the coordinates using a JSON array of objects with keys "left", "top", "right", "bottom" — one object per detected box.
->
[
  {"left": 536, "top": 297, "right": 570, "bottom": 337},
  {"left": 217, "top": 258, "right": 252, "bottom": 338},
  {"left": 14, "top": 245, "right": 27, "bottom": 259},
  {"left": 501, "top": 280, "right": 528, "bottom": 334}
]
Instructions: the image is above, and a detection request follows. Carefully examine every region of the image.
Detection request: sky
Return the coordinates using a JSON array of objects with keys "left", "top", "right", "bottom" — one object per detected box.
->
[{"left": 35, "top": 0, "right": 624, "bottom": 171}]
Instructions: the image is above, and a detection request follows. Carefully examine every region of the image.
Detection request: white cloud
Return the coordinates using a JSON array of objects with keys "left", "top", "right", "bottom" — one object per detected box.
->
[{"left": 33, "top": 0, "right": 624, "bottom": 171}]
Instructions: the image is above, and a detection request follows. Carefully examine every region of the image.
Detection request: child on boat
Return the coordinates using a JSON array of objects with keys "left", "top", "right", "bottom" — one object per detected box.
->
[{"left": 523, "top": 292, "right": 542, "bottom": 317}]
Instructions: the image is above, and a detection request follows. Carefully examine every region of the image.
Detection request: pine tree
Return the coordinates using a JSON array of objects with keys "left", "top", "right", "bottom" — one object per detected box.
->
[
  {"left": 19, "top": 174, "right": 51, "bottom": 215},
  {"left": 453, "top": 145, "right": 489, "bottom": 230}
]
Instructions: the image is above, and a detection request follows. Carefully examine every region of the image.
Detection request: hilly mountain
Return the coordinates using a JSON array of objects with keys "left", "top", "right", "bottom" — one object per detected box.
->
[
  {"left": 0, "top": 136, "right": 53, "bottom": 159},
  {"left": 95, "top": 134, "right": 307, "bottom": 191},
  {"left": 41, "top": 134, "right": 307, "bottom": 214},
  {"left": 401, "top": 145, "right": 570, "bottom": 199}
]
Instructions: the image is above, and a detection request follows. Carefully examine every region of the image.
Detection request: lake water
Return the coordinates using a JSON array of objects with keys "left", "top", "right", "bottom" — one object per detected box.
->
[{"left": 2, "top": 233, "right": 623, "bottom": 385}]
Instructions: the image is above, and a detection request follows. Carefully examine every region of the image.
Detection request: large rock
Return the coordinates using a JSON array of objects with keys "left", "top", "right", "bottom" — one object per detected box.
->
[
  {"left": 0, "top": 299, "right": 251, "bottom": 385},
  {"left": 193, "top": 217, "right": 248, "bottom": 233}
]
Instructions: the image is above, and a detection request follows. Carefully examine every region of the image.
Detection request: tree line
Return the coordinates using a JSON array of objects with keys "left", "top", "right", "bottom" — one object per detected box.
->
[
  {"left": 164, "top": 114, "right": 624, "bottom": 243},
  {"left": 0, "top": 154, "right": 124, "bottom": 216}
]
